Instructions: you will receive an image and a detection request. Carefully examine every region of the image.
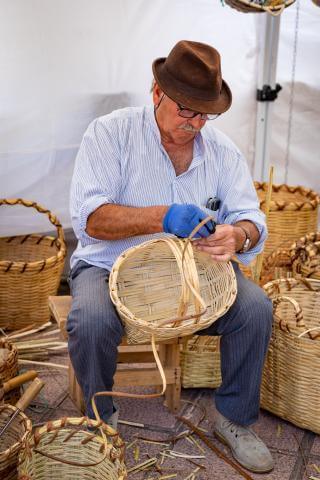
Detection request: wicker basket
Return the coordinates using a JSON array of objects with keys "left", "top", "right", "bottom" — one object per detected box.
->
[
  {"left": 0, "top": 199, "right": 67, "bottom": 330},
  {"left": 110, "top": 237, "right": 237, "bottom": 344},
  {"left": 255, "top": 183, "right": 319, "bottom": 257},
  {"left": 0, "top": 340, "right": 20, "bottom": 405},
  {"left": 224, "top": 0, "right": 295, "bottom": 15},
  {"left": 181, "top": 336, "right": 221, "bottom": 388},
  {"left": 0, "top": 404, "right": 32, "bottom": 480},
  {"left": 261, "top": 278, "right": 320, "bottom": 433},
  {"left": 290, "top": 232, "right": 320, "bottom": 280},
  {"left": 18, "top": 416, "right": 126, "bottom": 480}
]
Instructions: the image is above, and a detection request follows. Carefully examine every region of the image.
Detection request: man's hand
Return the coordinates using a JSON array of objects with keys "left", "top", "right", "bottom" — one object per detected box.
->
[
  {"left": 163, "top": 204, "right": 215, "bottom": 238},
  {"left": 193, "top": 224, "right": 246, "bottom": 262}
]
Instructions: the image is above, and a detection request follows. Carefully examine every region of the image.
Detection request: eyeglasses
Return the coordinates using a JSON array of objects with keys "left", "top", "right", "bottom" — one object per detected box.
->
[
  {"left": 176, "top": 103, "right": 220, "bottom": 121},
  {"left": 155, "top": 94, "right": 220, "bottom": 121}
]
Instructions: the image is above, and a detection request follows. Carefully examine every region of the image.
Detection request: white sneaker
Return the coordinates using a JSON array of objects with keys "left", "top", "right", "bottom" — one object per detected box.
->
[{"left": 214, "top": 410, "right": 274, "bottom": 473}]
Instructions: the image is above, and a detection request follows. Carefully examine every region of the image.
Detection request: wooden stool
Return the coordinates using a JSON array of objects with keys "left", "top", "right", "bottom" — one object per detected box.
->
[{"left": 49, "top": 296, "right": 181, "bottom": 413}]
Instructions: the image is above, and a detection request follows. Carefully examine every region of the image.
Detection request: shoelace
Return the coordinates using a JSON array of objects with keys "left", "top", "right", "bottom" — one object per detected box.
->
[{"left": 222, "top": 419, "right": 261, "bottom": 441}]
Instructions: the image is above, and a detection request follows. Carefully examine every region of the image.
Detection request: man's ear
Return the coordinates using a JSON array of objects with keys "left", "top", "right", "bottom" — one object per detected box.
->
[{"left": 152, "top": 82, "right": 163, "bottom": 106}]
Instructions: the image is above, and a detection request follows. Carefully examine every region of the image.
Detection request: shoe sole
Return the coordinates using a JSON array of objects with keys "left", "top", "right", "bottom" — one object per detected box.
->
[{"left": 214, "top": 430, "right": 274, "bottom": 474}]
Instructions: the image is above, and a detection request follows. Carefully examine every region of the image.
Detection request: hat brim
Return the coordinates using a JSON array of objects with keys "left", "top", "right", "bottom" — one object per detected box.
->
[{"left": 152, "top": 58, "right": 232, "bottom": 114}]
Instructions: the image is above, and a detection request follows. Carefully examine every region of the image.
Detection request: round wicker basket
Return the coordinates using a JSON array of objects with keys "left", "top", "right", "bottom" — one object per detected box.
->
[
  {"left": 0, "top": 340, "right": 19, "bottom": 406},
  {"left": 0, "top": 404, "right": 32, "bottom": 480},
  {"left": 18, "top": 417, "right": 126, "bottom": 480},
  {"left": 224, "top": 0, "right": 295, "bottom": 15},
  {"left": 262, "top": 278, "right": 320, "bottom": 433},
  {"left": 109, "top": 237, "right": 237, "bottom": 344},
  {"left": 181, "top": 336, "right": 221, "bottom": 389},
  {"left": 290, "top": 231, "right": 320, "bottom": 280},
  {"left": 255, "top": 183, "right": 319, "bottom": 257},
  {"left": 0, "top": 199, "right": 67, "bottom": 330}
]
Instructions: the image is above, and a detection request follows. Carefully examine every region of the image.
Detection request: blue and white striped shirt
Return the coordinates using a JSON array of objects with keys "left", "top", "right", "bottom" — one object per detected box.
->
[{"left": 70, "top": 105, "right": 266, "bottom": 270}]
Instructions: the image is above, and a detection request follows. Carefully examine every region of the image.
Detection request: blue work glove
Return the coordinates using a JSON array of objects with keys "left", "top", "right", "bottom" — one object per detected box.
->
[{"left": 163, "top": 204, "right": 216, "bottom": 238}]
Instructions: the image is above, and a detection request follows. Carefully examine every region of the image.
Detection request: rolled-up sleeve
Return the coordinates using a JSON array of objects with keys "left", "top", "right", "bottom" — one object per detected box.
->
[
  {"left": 70, "top": 118, "right": 121, "bottom": 246},
  {"left": 217, "top": 151, "right": 267, "bottom": 265}
]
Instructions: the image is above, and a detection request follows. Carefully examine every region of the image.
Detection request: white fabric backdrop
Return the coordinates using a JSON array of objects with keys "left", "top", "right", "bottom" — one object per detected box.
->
[{"left": 0, "top": 0, "right": 319, "bottom": 235}]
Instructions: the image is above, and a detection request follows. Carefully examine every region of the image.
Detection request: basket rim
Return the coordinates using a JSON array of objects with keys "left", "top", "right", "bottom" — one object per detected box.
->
[
  {"left": 254, "top": 182, "right": 320, "bottom": 211},
  {"left": 233, "top": 0, "right": 295, "bottom": 12},
  {"left": 0, "top": 233, "right": 66, "bottom": 273}
]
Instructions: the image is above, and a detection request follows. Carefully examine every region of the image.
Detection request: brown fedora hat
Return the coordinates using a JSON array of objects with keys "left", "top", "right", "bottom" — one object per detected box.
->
[{"left": 152, "top": 40, "right": 232, "bottom": 114}]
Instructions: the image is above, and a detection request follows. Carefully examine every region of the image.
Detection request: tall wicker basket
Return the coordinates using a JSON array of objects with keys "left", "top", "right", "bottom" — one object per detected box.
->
[
  {"left": 0, "top": 404, "right": 32, "bottom": 480},
  {"left": 110, "top": 237, "right": 237, "bottom": 344},
  {"left": 255, "top": 183, "right": 319, "bottom": 257},
  {"left": 224, "top": 0, "right": 295, "bottom": 15},
  {"left": 18, "top": 417, "right": 126, "bottom": 480},
  {"left": 0, "top": 340, "right": 20, "bottom": 405},
  {"left": 262, "top": 278, "right": 320, "bottom": 433},
  {"left": 0, "top": 199, "right": 66, "bottom": 330},
  {"left": 181, "top": 336, "right": 221, "bottom": 389}
]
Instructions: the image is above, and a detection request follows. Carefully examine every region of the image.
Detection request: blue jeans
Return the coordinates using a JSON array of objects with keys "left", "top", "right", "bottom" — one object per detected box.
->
[{"left": 67, "top": 260, "right": 272, "bottom": 425}]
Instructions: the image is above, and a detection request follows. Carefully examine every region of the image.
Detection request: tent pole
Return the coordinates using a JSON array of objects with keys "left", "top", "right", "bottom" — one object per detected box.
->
[{"left": 253, "top": 14, "right": 281, "bottom": 182}]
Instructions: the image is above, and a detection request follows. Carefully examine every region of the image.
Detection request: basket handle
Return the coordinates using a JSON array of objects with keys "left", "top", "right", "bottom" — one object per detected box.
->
[
  {"left": 272, "top": 295, "right": 305, "bottom": 333},
  {"left": 0, "top": 198, "right": 66, "bottom": 250},
  {"left": 297, "top": 327, "right": 320, "bottom": 340},
  {"left": 156, "top": 216, "right": 214, "bottom": 328}
]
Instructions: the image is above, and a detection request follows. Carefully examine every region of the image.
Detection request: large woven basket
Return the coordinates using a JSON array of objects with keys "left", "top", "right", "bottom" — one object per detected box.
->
[
  {"left": 18, "top": 416, "right": 126, "bottom": 480},
  {"left": 0, "top": 404, "right": 32, "bottom": 480},
  {"left": 181, "top": 336, "right": 221, "bottom": 389},
  {"left": 0, "top": 340, "right": 20, "bottom": 405},
  {"left": 0, "top": 199, "right": 67, "bottom": 330},
  {"left": 261, "top": 278, "right": 320, "bottom": 433},
  {"left": 255, "top": 183, "right": 319, "bottom": 257},
  {"left": 290, "top": 231, "right": 320, "bottom": 280},
  {"left": 110, "top": 237, "right": 237, "bottom": 344},
  {"left": 224, "top": 0, "right": 295, "bottom": 15}
]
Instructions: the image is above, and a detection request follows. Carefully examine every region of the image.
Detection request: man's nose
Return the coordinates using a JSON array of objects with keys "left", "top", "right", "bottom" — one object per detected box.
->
[{"left": 187, "top": 115, "right": 207, "bottom": 129}]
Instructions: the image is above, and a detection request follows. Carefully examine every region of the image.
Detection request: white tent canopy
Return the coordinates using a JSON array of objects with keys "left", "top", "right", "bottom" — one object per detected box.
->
[{"left": 1, "top": 0, "right": 319, "bottom": 235}]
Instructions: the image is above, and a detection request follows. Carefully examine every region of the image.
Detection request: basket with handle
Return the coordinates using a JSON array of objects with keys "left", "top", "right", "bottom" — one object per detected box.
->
[
  {"left": 224, "top": 0, "right": 295, "bottom": 15},
  {"left": 0, "top": 199, "right": 67, "bottom": 330},
  {"left": 261, "top": 278, "right": 320, "bottom": 433},
  {"left": 290, "top": 231, "right": 320, "bottom": 280},
  {"left": 181, "top": 335, "right": 222, "bottom": 389},
  {"left": 18, "top": 416, "right": 126, "bottom": 480},
  {"left": 109, "top": 229, "right": 237, "bottom": 345},
  {"left": 0, "top": 340, "right": 20, "bottom": 406},
  {"left": 254, "top": 183, "right": 319, "bottom": 257},
  {"left": 0, "top": 404, "right": 32, "bottom": 480}
]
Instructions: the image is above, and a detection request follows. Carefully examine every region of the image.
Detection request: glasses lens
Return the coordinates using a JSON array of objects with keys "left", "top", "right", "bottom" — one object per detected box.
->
[
  {"left": 207, "top": 113, "right": 220, "bottom": 121},
  {"left": 178, "top": 108, "right": 196, "bottom": 118}
]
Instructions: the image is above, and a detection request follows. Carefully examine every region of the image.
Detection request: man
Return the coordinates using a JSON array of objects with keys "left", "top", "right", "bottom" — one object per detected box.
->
[{"left": 68, "top": 40, "right": 274, "bottom": 473}]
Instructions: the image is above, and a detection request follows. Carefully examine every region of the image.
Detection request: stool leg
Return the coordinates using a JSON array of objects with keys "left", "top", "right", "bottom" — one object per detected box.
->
[
  {"left": 68, "top": 358, "right": 86, "bottom": 414},
  {"left": 159, "top": 342, "right": 181, "bottom": 413}
]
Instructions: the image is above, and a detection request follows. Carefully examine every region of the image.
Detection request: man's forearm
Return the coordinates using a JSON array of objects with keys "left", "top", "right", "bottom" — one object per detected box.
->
[{"left": 86, "top": 204, "right": 169, "bottom": 240}]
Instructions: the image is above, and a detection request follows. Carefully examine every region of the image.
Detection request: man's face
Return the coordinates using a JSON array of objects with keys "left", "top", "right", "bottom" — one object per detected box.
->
[{"left": 153, "top": 83, "right": 207, "bottom": 145}]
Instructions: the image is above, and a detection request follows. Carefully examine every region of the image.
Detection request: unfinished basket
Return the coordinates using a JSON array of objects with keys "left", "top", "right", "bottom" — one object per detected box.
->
[
  {"left": 181, "top": 336, "right": 221, "bottom": 389},
  {"left": 0, "top": 404, "right": 32, "bottom": 480},
  {"left": 255, "top": 183, "right": 319, "bottom": 257},
  {"left": 110, "top": 237, "right": 237, "bottom": 344},
  {"left": 224, "top": 0, "right": 295, "bottom": 15},
  {"left": 0, "top": 199, "right": 67, "bottom": 330},
  {"left": 261, "top": 278, "right": 320, "bottom": 433},
  {"left": 0, "top": 340, "right": 20, "bottom": 406},
  {"left": 290, "top": 232, "right": 320, "bottom": 280},
  {"left": 18, "top": 416, "right": 126, "bottom": 480}
]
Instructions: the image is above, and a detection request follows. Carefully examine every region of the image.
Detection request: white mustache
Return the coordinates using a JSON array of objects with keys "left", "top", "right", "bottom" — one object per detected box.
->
[{"left": 178, "top": 124, "right": 200, "bottom": 133}]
